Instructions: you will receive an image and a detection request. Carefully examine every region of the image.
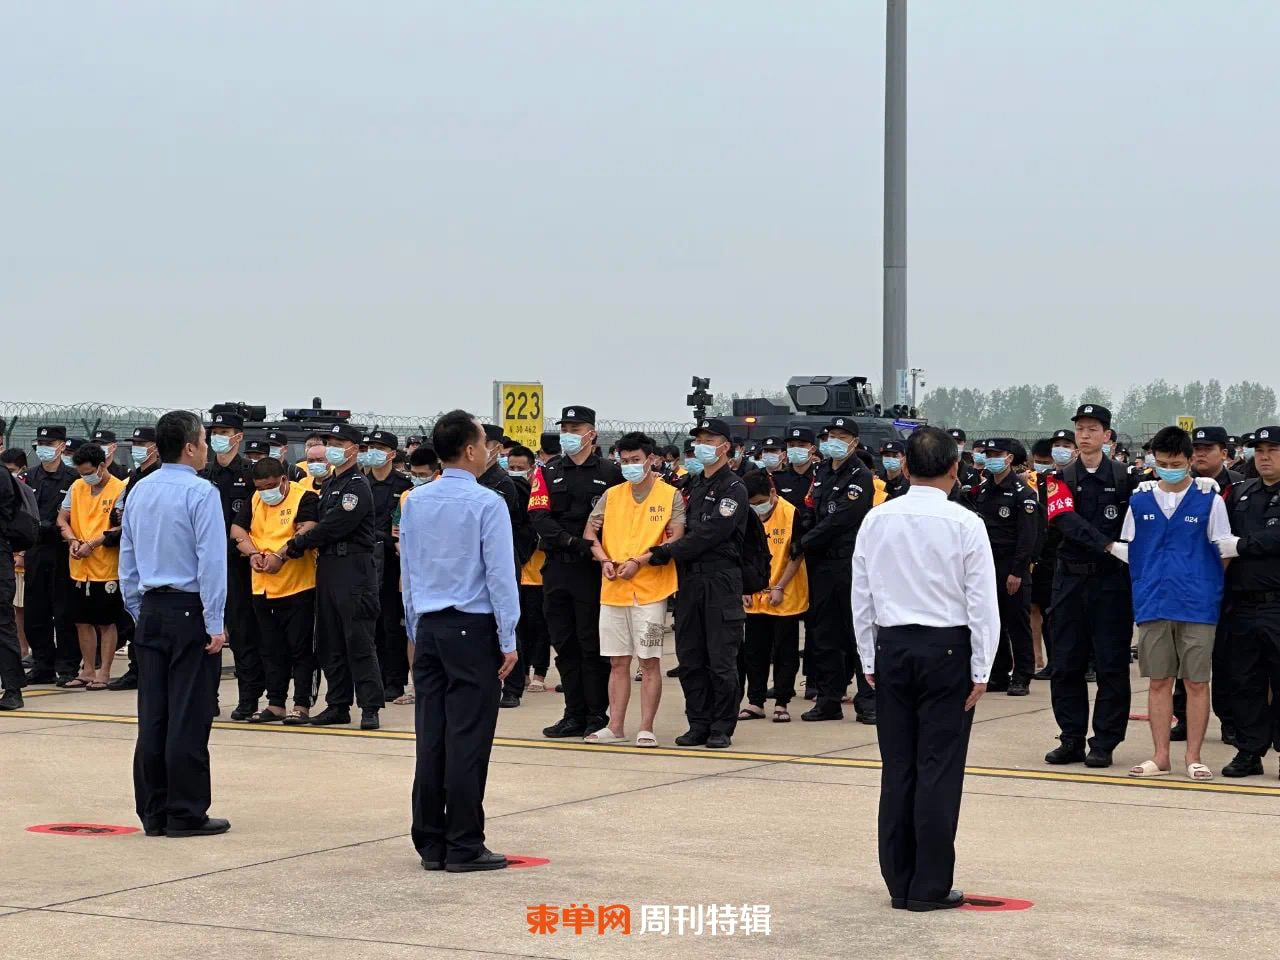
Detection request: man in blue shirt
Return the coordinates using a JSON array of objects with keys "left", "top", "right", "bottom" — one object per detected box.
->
[
  {"left": 119, "top": 410, "right": 230, "bottom": 838},
  {"left": 400, "top": 410, "right": 519, "bottom": 873}
]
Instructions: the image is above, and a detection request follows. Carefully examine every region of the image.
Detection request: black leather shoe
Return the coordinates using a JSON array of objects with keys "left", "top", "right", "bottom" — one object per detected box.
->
[
  {"left": 1169, "top": 720, "right": 1188, "bottom": 742},
  {"left": 1007, "top": 677, "right": 1030, "bottom": 697},
  {"left": 144, "top": 826, "right": 166, "bottom": 837},
  {"left": 309, "top": 707, "right": 352, "bottom": 726},
  {"left": 543, "top": 717, "right": 587, "bottom": 739},
  {"left": 230, "top": 702, "right": 257, "bottom": 722},
  {"left": 1084, "top": 748, "right": 1113, "bottom": 768},
  {"left": 855, "top": 710, "right": 878, "bottom": 725},
  {"left": 420, "top": 856, "right": 444, "bottom": 871},
  {"left": 1222, "top": 751, "right": 1263, "bottom": 778},
  {"left": 446, "top": 849, "right": 508, "bottom": 872},
  {"left": 166, "top": 817, "right": 231, "bottom": 838},
  {"left": 706, "top": 733, "right": 731, "bottom": 749},
  {"left": 360, "top": 709, "right": 380, "bottom": 730},
  {"left": 24, "top": 670, "right": 56, "bottom": 685},
  {"left": 907, "top": 890, "right": 965, "bottom": 912},
  {"left": 1032, "top": 667, "right": 1052, "bottom": 680},
  {"left": 1045, "top": 741, "right": 1086, "bottom": 764},
  {"left": 890, "top": 897, "right": 907, "bottom": 909},
  {"left": 499, "top": 693, "right": 521, "bottom": 709},
  {"left": 666, "top": 666, "right": 681, "bottom": 678},
  {"left": 0, "top": 691, "right": 24, "bottom": 711},
  {"left": 675, "top": 729, "right": 709, "bottom": 747},
  {"left": 106, "top": 673, "right": 138, "bottom": 691},
  {"left": 1222, "top": 724, "right": 1239, "bottom": 747},
  {"left": 801, "top": 705, "right": 843, "bottom": 722}
]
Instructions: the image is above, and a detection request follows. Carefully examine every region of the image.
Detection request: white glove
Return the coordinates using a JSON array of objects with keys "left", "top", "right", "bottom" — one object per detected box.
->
[
  {"left": 1137, "top": 480, "right": 1157, "bottom": 493},
  {"left": 1108, "top": 541, "right": 1129, "bottom": 564},
  {"left": 1218, "top": 536, "right": 1241, "bottom": 559},
  {"left": 1193, "top": 476, "right": 1221, "bottom": 494}
]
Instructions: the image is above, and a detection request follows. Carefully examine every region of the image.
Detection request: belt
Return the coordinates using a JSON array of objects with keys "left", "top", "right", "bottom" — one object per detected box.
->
[
  {"left": 1232, "top": 590, "right": 1280, "bottom": 604},
  {"left": 149, "top": 585, "right": 196, "bottom": 594},
  {"left": 319, "top": 543, "right": 372, "bottom": 557}
]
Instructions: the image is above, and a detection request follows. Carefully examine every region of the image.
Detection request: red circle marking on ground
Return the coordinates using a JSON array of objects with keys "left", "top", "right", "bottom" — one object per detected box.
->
[
  {"left": 506, "top": 856, "right": 550, "bottom": 869},
  {"left": 960, "top": 895, "right": 1033, "bottom": 912},
  {"left": 26, "top": 823, "right": 140, "bottom": 837}
]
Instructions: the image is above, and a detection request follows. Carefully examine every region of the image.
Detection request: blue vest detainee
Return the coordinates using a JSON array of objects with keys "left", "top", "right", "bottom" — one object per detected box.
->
[{"left": 1127, "top": 487, "right": 1224, "bottom": 625}]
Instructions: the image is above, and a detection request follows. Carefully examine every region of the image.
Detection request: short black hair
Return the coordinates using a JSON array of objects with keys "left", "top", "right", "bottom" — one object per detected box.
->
[
  {"left": 664, "top": 444, "right": 680, "bottom": 459},
  {"left": 305, "top": 432, "right": 327, "bottom": 445},
  {"left": 508, "top": 444, "right": 535, "bottom": 464},
  {"left": 393, "top": 450, "right": 407, "bottom": 465},
  {"left": 409, "top": 445, "right": 440, "bottom": 469},
  {"left": 1031, "top": 438, "right": 1052, "bottom": 458},
  {"left": 1150, "top": 426, "right": 1193, "bottom": 458},
  {"left": 431, "top": 410, "right": 483, "bottom": 463},
  {"left": 72, "top": 444, "right": 106, "bottom": 468},
  {"left": 744, "top": 470, "right": 773, "bottom": 498},
  {"left": 616, "top": 432, "right": 655, "bottom": 457},
  {"left": 156, "top": 411, "right": 203, "bottom": 463},
  {"left": 1, "top": 448, "right": 27, "bottom": 469},
  {"left": 252, "top": 457, "right": 285, "bottom": 480},
  {"left": 539, "top": 432, "right": 561, "bottom": 456},
  {"left": 906, "top": 426, "right": 959, "bottom": 479}
]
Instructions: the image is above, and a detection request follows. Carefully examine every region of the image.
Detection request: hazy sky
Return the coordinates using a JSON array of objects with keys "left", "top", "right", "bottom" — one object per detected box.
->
[{"left": 4, "top": 2, "right": 1277, "bottom": 422}]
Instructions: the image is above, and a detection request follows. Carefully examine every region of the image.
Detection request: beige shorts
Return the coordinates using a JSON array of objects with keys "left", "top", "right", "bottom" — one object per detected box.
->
[
  {"left": 599, "top": 601, "right": 667, "bottom": 659},
  {"left": 1137, "top": 620, "right": 1215, "bottom": 681}
]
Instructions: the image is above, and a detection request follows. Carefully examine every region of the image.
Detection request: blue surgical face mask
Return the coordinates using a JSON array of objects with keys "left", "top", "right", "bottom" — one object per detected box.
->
[
  {"left": 749, "top": 458, "right": 764, "bottom": 469},
  {"left": 972, "top": 452, "right": 988, "bottom": 469},
  {"left": 366, "top": 449, "right": 389, "bottom": 468},
  {"left": 882, "top": 456, "right": 902, "bottom": 472},
  {"left": 1034, "top": 461, "right": 1052, "bottom": 474},
  {"left": 410, "top": 474, "right": 432, "bottom": 487},
  {"left": 621, "top": 463, "right": 647, "bottom": 484},
  {"left": 269, "top": 445, "right": 283, "bottom": 459},
  {"left": 61, "top": 454, "right": 75, "bottom": 468},
  {"left": 307, "top": 461, "right": 328, "bottom": 477},
  {"left": 821, "top": 438, "right": 850, "bottom": 460},
  {"left": 694, "top": 442, "right": 721, "bottom": 465},
  {"left": 1241, "top": 447, "right": 1255, "bottom": 461},
  {"left": 36, "top": 445, "right": 59, "bottom": 464},
  {"left": 325, "top": 446, "right": 348, "bottom": 466},
  {"left": 1102, "top": 443, "right": 1112, "bottom": 457},
  {"left": 559, "top": 432, "right": 586, "bottom": 456},
  {"left": 1051, "top": 447, "right": 1073, "bottom": 465},
  {"left": 259, "top": 485, "right": 285, "bottom": 506},
  {"left": 131, "top": 445, "right": 149, "bottom": 465},
  {"left": 985, "top": 455, "right": 1009, "bottom": 474},
  {"left": 751, "top": 501, "right": 774, "bottom": 518},
  {"left": 497, "top": 455, "right": 509, "bottom": 471},
  {"left": 209, "top": 434, "right": 232, "bottom": 455},
  {"left": 762, "top": 452, "right": 781, "bottom": 469},
  {"left": 683, "top": 458, "right": 703, "bottom": 475},
  {"left": 1156, "top": 466, "right": 1188, "bottom": 484},
  {"left": 80, "top": 470, "right": 104, "bottom": 487},
  {"left": 787, "top": 446, "right": 810, "bottom": 466}
]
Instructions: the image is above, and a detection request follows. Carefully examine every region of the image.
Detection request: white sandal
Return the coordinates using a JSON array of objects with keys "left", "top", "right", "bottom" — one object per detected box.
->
[
  {"left": 584, "top": 728, "right": 630, "bottom": 744},
  {"left": 636, "top": 731, "right": 658, "bottom": 748},
  {"left": 1128, "top": 760, "right": 1171, "bottom": 778},
  {"left": 1186, "top": 762, "right": 1213, "bottom": 782}
]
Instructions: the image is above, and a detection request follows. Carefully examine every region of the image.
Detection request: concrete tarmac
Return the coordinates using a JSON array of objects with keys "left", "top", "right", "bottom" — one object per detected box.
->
[{"left": 3, "top": 649, "right": 1279, "bottom": 960}]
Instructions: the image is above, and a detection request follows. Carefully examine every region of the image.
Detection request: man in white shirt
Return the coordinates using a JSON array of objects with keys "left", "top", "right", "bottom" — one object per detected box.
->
[{"left": 852, "top": 427, "right": 999, "bottom": 912}]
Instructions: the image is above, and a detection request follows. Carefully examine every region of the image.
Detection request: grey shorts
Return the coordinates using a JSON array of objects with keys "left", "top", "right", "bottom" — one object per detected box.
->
[{"left": 1137, "top": 620, "right": 1215, "bottom": 682}]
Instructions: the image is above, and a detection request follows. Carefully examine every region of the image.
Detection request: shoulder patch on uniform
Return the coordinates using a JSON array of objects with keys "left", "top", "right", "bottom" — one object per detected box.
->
[
  {"left": 341, "top": 493, "right": 359, "bottom": 512},
  {"left": 1104, "top": 504, "right": 1118, "bottom": 520},
  {"left": 848, "top": 485, "right": 863, "bottom": 500},
  {"left": 998, "top": 505, "right": 1010, "bottom": 518},
  {"left": 1025, "top": 502, "right": 1036, "bottom": 513},
  {"left": 718, "top": 498, "right": 738, "bottom": 517}
]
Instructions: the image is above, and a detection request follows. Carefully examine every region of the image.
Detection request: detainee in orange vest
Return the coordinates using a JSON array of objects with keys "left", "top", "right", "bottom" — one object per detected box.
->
[
  {"left": 57, "top": 443, "right": 127, "bottom": 689},
  {"left": 739, "top": 470, "right": 809, "bottom": 723},
  {"left": 229, "top": 457, "right": 321, "bottom": 723},
  {"left": 582, "top": 432, "right": 685, "bottom": 746}
]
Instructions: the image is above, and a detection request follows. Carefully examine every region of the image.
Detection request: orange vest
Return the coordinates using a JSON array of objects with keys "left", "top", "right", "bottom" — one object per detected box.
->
[
  {"left": 248, "top": 482, "right": 317, "bottom": 598},
  {"left": 521, "top": 548, "right": 545, "bottom": 587},
  {"left": 747, "top": 497, "right": 808, "bottom": 616},
  {"left": 68, "top": 475, "right": 125, "bottom": 582},
  {"left": 599, "top": 480, "right": 679, "bottom": 606}
]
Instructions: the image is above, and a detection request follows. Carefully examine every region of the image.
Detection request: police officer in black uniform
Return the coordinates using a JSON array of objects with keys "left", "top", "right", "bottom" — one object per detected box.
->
[
  {"left": 23, "top": 425, "right": 80, "bottom": 685},
  {"left": 202, "top": 412, "right": 265, "bottom": 720},
  {"left": 276, "top": 422, "right": 383, "bottom": 729},
  {"left": 529, "top": 406, "right": 623, "bottom": 738},
  {"left": 1218, "top": 426, "right": 1280, "bottom": 777},
  {"left": 948, "top": 428, "right": 982, "bottom": 491},
  {"left": 775, "top": 427, "right": 817, "bottom": 512},
  {"left": 363, "top": 429, "right": 413, "bottom": 701},
  {"left": 266, "top": 430, "right": 304, "bottom": 481},
  {"left": 1044, "top": 404, "right": 1135, "bottom": 768},
  {"left": 974, "top": 438, "right": 1040, "bottom": 696},
  {"left": 800, "top": 416, "right": 876, "bottom": 723},
  {"left": 90, "top": 430, "right": 131, "bottom": 480},
  {"left": 642, "top": 417, "right": 748, "bottom": 748},
  {"left": 877, "top": 439, "right": 910, "bottom": 500}
]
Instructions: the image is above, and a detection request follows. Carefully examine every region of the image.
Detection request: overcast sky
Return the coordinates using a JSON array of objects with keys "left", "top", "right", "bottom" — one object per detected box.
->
[{"left": 4, "top": 2, "right": 1277, "bottom": 422}]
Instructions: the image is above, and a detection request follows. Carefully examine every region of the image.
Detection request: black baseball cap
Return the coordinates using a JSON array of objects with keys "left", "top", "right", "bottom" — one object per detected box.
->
[
  {"left": 1191, "top": 426, "right": 1229, "bottom": 446},
  {"left": 366, "top": 429, "right": 399, "bottom": 448},
  {"left": 947, "top": 428, "right": 966, "bottom": 442},
  {"left": 35, "top": 425, "right": 67, "bottom": 442},
  {"left": 786, "top": 426, "right": 817, "bottom": 445},
  {"left": 880, "top": 440, "right": 905, "bottom": 455},
  {"left": 325, "top": 423, "right": 364, "bottom": 445},
  {"left": 208, "top": 411, "right": 244, "bottom": 430},
  {"left": 131, "top": 427, "right": 156, "bottom": 443},
  {"left": 244, "top": 439, "right": 270, "bottom": 455},
  {"left": 265, "top": 430, "right": 290, "bottom": 447},
  {"left": 66, "top": 437, "right": 87, "bottom": 451},
  {"left": 1050, "top": 429, "right": 1075, "bottom": 444},
  {"left": 1248, "top": 427, "right": 1278, "bottom": 447},
  {"left": 1071, "top": 403, "right": 1112, "bottom": 429},
  {"left": 761, "top": 436, "right": 784, "bottom": 450},
  {"left": 825, "top": 416, "right": 860, "bottom": 437},
  {"left": 690, "top": 417, "right": 733, "bottom": 441},
  {"left": 91, "top": 429, "right": 117, "bottom": 443},
  {"left": 557, "top": 405, "right": 596, "bottom": 426}
]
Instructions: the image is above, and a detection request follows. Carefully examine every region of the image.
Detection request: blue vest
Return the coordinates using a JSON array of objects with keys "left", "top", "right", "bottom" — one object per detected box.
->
[{"left": 1128, "top": 486, "right": 1223, "bottom": 625}]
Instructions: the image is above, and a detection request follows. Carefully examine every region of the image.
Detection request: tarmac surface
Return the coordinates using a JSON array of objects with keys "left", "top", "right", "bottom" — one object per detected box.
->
[{"left": 3, "top": 647, "right": 1279, "bottom": 960}]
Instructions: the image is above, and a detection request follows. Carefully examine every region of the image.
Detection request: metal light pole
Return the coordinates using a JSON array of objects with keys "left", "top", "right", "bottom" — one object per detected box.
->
[{"left": 882, "top": 0, "right": 908, "bottom": 408}]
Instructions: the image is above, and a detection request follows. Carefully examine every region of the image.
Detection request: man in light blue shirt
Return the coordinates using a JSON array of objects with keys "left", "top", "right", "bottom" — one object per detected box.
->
[
  {"left": 118, "top": 410, "right": 231, "bottom": 838},
  {"left": 400, "top": 410, "right": 519, "bottom": 873}
]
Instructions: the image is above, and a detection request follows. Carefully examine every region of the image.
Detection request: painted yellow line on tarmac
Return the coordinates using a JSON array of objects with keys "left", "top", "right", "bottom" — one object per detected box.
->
[{"left": 6, "top": 709, "right": 1280, "bottom": 798}]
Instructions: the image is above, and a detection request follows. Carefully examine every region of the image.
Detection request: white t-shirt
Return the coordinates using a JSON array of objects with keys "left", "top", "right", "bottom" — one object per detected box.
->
[{"left": 1120, "top": 485, "right": 1231, "bottom": 543}]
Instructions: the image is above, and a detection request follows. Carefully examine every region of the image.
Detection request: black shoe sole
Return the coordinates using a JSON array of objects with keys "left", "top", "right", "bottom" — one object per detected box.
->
[
  {"left": 144, "top": 828, "right": 166, "bottom": 837},
  {"left": 165, "top": 826, "right": 231, "bottom": 838},
  {"left": 421, "top": 860, "right": 444, "bottom": 871},
  {"left": 445, "top": 860, "right": 508, "bottom": 872},
  {"left": 543, "top": 727, "right": 587, "bottom": 739},
  {"left": 891, "top": 898, "right": 907, "bottom": 910},
  {"left": 310, "top": 715, "right": 352, "bottom": 726},
  {"left": 1045, "top": 753, "right": 1086, "bottom": 765},
  {"left": 906, "top": 898, "right": 965, "bottom": 912}
]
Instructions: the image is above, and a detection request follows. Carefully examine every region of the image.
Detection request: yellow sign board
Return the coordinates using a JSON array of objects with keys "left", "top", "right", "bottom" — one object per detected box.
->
[
  {"left": 1177, "top": 415, "right": 1196, "bottom": 433},
  {"left": 493, "top": 382, "right": 544, "bottom": 449}
]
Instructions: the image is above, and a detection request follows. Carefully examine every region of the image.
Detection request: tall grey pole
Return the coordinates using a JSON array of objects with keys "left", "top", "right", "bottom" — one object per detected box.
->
[{"left": 882, "top": 0, "right": 907, "bottom": 408}]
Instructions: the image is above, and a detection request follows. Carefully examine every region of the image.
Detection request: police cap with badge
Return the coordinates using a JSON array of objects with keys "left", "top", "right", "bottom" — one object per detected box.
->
[
  {"left": 987, "top": 436, "right": 1027, "bottom": 461},
  {"left": 825, "top": 416, "right": 860, "bottom": 438},
  {"left": 265, "top": 429, "right": 290, "bottom": 449},
  {"left": 1249, "top": 426, "right": 1279, "bottom": 448},
  {"left": 1191, "top": 426, "right": 1229, "bottom": 447},
  {"left": 243, "top": 439, "right": 270, "bottom": 456},
  {"left": 327, "top": 423, "right": 364, "bottom": 445},
  {"left": 880, "top": 439, "right": 905, "bottom": 455},
  {"left": 761, "top": 436, "right": 784, "bottom": 451},
  {"left": 558, "top": 406, "right": 596, "bottom": 426},
  {"left": 91, "top": 429, "right": 117, "bottom": 444},
  {"left": 786, "top": 426, "right": 816, "bottom": 445},
  {"left": 35, "top": 425, "right": 68, "bottom": 442},
  {"left": 1050, "top": 428, "right": 1075, "bottom": 444},
  {"left": 366, "top": 429, "right": 400, "bottom": 449},
  {"left": 690, "top": 417, "right": 733, "bottom": 441},
  {"left": 131, "top": 427, "right": 156, "bottom": 443},
  {"left": 208, "top": 412, "right": 244, "bottom": 431},
  {"left": 1071, "top": 403, "right": 1112, "bottom": 429},
  {"left": 947, "top": 428, "right": 966, "bottom": 443}
]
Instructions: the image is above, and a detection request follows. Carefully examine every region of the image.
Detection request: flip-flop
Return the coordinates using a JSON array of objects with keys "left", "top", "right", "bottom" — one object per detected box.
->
[
  {"left": 1128, "top": 760, "right": 1172, "bottom": 778},
  {"left": 85, "top": 680, "right": 109, "bottom": 691},
  {"left": 392, "top": 691, "right": 416, "bottom": 705},
  {"left": 525, "top": 679, "right": 546, "bottom": 693},
  {"left": 282, "top": 712, "right": 311, "bottom": 726},
  {"left": 772, "top": 707, "right": 791, "bottom": 723},
  {"left": 636, "top": 731, "right": 658, "bottom": 748},
  {"left": 1186, "top": 762, "right": 1214, "bottom": 782},
  {"left": 738, "top": 708, "right": 766, "bottom": 721},
  {"left": 584, "top": 729, "right": 630, "bottom": 744},
  {"left": 61, "top": 677, "right": 91, "bottom": 689}
]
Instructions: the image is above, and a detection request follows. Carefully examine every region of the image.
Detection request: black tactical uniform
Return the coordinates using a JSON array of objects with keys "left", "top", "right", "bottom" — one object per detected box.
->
[
  {"left": 1046, "top": 405, "right": 1134, "bottom": 765},
  {"left": 266, "top": 430, "right": 305, "bottom": 482},
  {"left": 202, "top": 413, "right": 264, "bottom": 717},
  {"left": 1220, "top": 429, "right": 1280, "bottom": 775},
  {"left": 286, "top": 423, "right": 383, "bottom": 724},
  {"left": 23, "top": 425, "right": 80, "bottom": 683},
  {"left": 92, "top": 430, "right": 131, "bottom": 481},
  {"left": 800, "top": 417, "right": 876, "bottom": 721},
  {"left": 648, "top": 418, "right": 748, "bottom": 745},
  {"left": 364, "top": 430, "right": 414, "bottom": 700},
  {"left": 973, "top": 440, "right": 1040, "bottom": 693},
  {"left": 528, "top": 406, "right": 623, "bottom": 737}
]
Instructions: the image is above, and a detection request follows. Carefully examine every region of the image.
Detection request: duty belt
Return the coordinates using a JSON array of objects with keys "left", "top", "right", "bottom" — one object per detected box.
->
[
  {"left": 319, "top": 543, "right": 372, "bottom": 557},
  {"left": 1232, "top": 590, "right": 1280, "bottom": 604}
]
